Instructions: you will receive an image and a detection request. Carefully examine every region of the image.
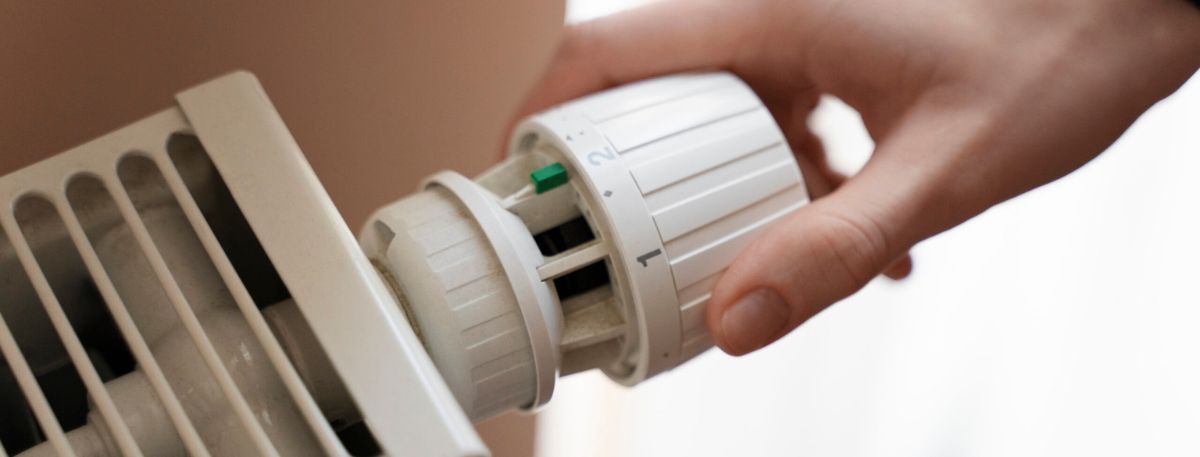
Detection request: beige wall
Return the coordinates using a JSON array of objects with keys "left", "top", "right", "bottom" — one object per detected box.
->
[
  {"left": 0, "top": 2, "right": 564, "bottom": 455},
  {"left": 0, "top": 1, "right": 564, "bottom": 227}
]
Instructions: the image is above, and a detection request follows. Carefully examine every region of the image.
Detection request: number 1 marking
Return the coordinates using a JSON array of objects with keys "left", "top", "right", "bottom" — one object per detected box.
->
[{"left": 636, "top": 249, "right": 662, "bottom": 267}]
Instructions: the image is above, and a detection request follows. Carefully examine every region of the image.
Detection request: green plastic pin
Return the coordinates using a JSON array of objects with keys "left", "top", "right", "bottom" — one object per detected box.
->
[{"left": 531, "top": 162, "right": 568, "bottom": 194}]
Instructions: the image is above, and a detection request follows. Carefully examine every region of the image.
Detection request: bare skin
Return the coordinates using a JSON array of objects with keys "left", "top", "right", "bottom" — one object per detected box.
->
[{"left": 516, "top": 0, "right": 1200, "bottom": 355}]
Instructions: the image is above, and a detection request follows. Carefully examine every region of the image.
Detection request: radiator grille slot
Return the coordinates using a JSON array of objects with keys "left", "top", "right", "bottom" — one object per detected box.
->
[
  {"left": 166, "top": 134, "right": 290, "bottom": 309},
  {"left": 163, "top": 134, "right": 378, "bottom": 455},
  {"left": 0, "top": 123, "right": 353, "bottom": 455},
  {"left": 0, "top": 222, "right": 76, "bottom": 456},
  {"left": 13, "top": 193, "right": 139, "bottom": 445}
]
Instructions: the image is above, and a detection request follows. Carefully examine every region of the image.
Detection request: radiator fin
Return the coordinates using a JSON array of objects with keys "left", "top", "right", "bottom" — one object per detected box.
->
[{"left": 0, "top": 111, "right": 351, "bottom": 456}]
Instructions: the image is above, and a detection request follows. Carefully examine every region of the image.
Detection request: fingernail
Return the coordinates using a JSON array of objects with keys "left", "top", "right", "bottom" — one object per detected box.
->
[{"left": 718, "top": 288, "right": 790, "bottom": 355}]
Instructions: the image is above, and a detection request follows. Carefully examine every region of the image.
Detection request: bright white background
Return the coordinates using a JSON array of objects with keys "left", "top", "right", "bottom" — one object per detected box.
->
[{"left": 540, "top": 1, "right": 1200, "bottom": 456}]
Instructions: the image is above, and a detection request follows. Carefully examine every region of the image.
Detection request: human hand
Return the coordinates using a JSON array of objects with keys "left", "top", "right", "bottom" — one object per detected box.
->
[{"left": 515, "top": 0, "right": 1200, "bottom": 355}]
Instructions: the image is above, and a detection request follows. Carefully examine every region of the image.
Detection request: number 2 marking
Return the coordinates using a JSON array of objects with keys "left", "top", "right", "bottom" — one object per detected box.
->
[{"left": 587, "top": 148, "right": 617, "bottom": 166}]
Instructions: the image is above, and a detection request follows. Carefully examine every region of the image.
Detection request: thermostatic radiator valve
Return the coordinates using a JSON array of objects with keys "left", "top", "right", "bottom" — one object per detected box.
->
[{"left": 363, "top": 73, "right": 810, "bottom": 421}]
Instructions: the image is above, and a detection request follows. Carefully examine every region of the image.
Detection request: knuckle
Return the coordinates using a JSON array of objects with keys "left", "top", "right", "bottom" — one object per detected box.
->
[{"left": 810, "top": 207, "right": 893, "bottom": 288}]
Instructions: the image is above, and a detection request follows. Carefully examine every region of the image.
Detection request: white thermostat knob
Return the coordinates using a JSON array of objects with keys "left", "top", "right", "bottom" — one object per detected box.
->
[{"left": 510, "top": 72, "right": 810, "bottom": 383}]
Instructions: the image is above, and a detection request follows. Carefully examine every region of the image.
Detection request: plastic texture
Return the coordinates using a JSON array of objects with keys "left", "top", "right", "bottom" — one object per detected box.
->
[{"left": 361, "top": 179, "right": 560, "bottom": 421}]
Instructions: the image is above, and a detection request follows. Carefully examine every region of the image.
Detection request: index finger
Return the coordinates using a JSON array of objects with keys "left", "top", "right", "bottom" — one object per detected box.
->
[{"left": 515, "top": 0, "right": 765, "bottom": 118}]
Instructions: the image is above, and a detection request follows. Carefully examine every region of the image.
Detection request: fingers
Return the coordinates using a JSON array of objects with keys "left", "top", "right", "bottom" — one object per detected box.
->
[
  {"left": 514, "top": 0, "right": 764, "bottom": 117},
  {"left": 707, "top": 113, "right": 948, "bottom": 356}
]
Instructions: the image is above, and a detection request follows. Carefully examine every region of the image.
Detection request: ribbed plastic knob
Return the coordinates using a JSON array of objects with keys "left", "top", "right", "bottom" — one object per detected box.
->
[
  {"left": 361, "top": 186, "right": 539, "bottom": 421},
  {"left": 512, "top": 72, "right": 810, "bottom": 382}
]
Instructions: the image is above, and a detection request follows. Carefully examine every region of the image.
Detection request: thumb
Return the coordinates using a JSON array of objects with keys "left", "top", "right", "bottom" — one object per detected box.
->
[{"left": 707, "top": 117, "right": 947, "bottom": 355}]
